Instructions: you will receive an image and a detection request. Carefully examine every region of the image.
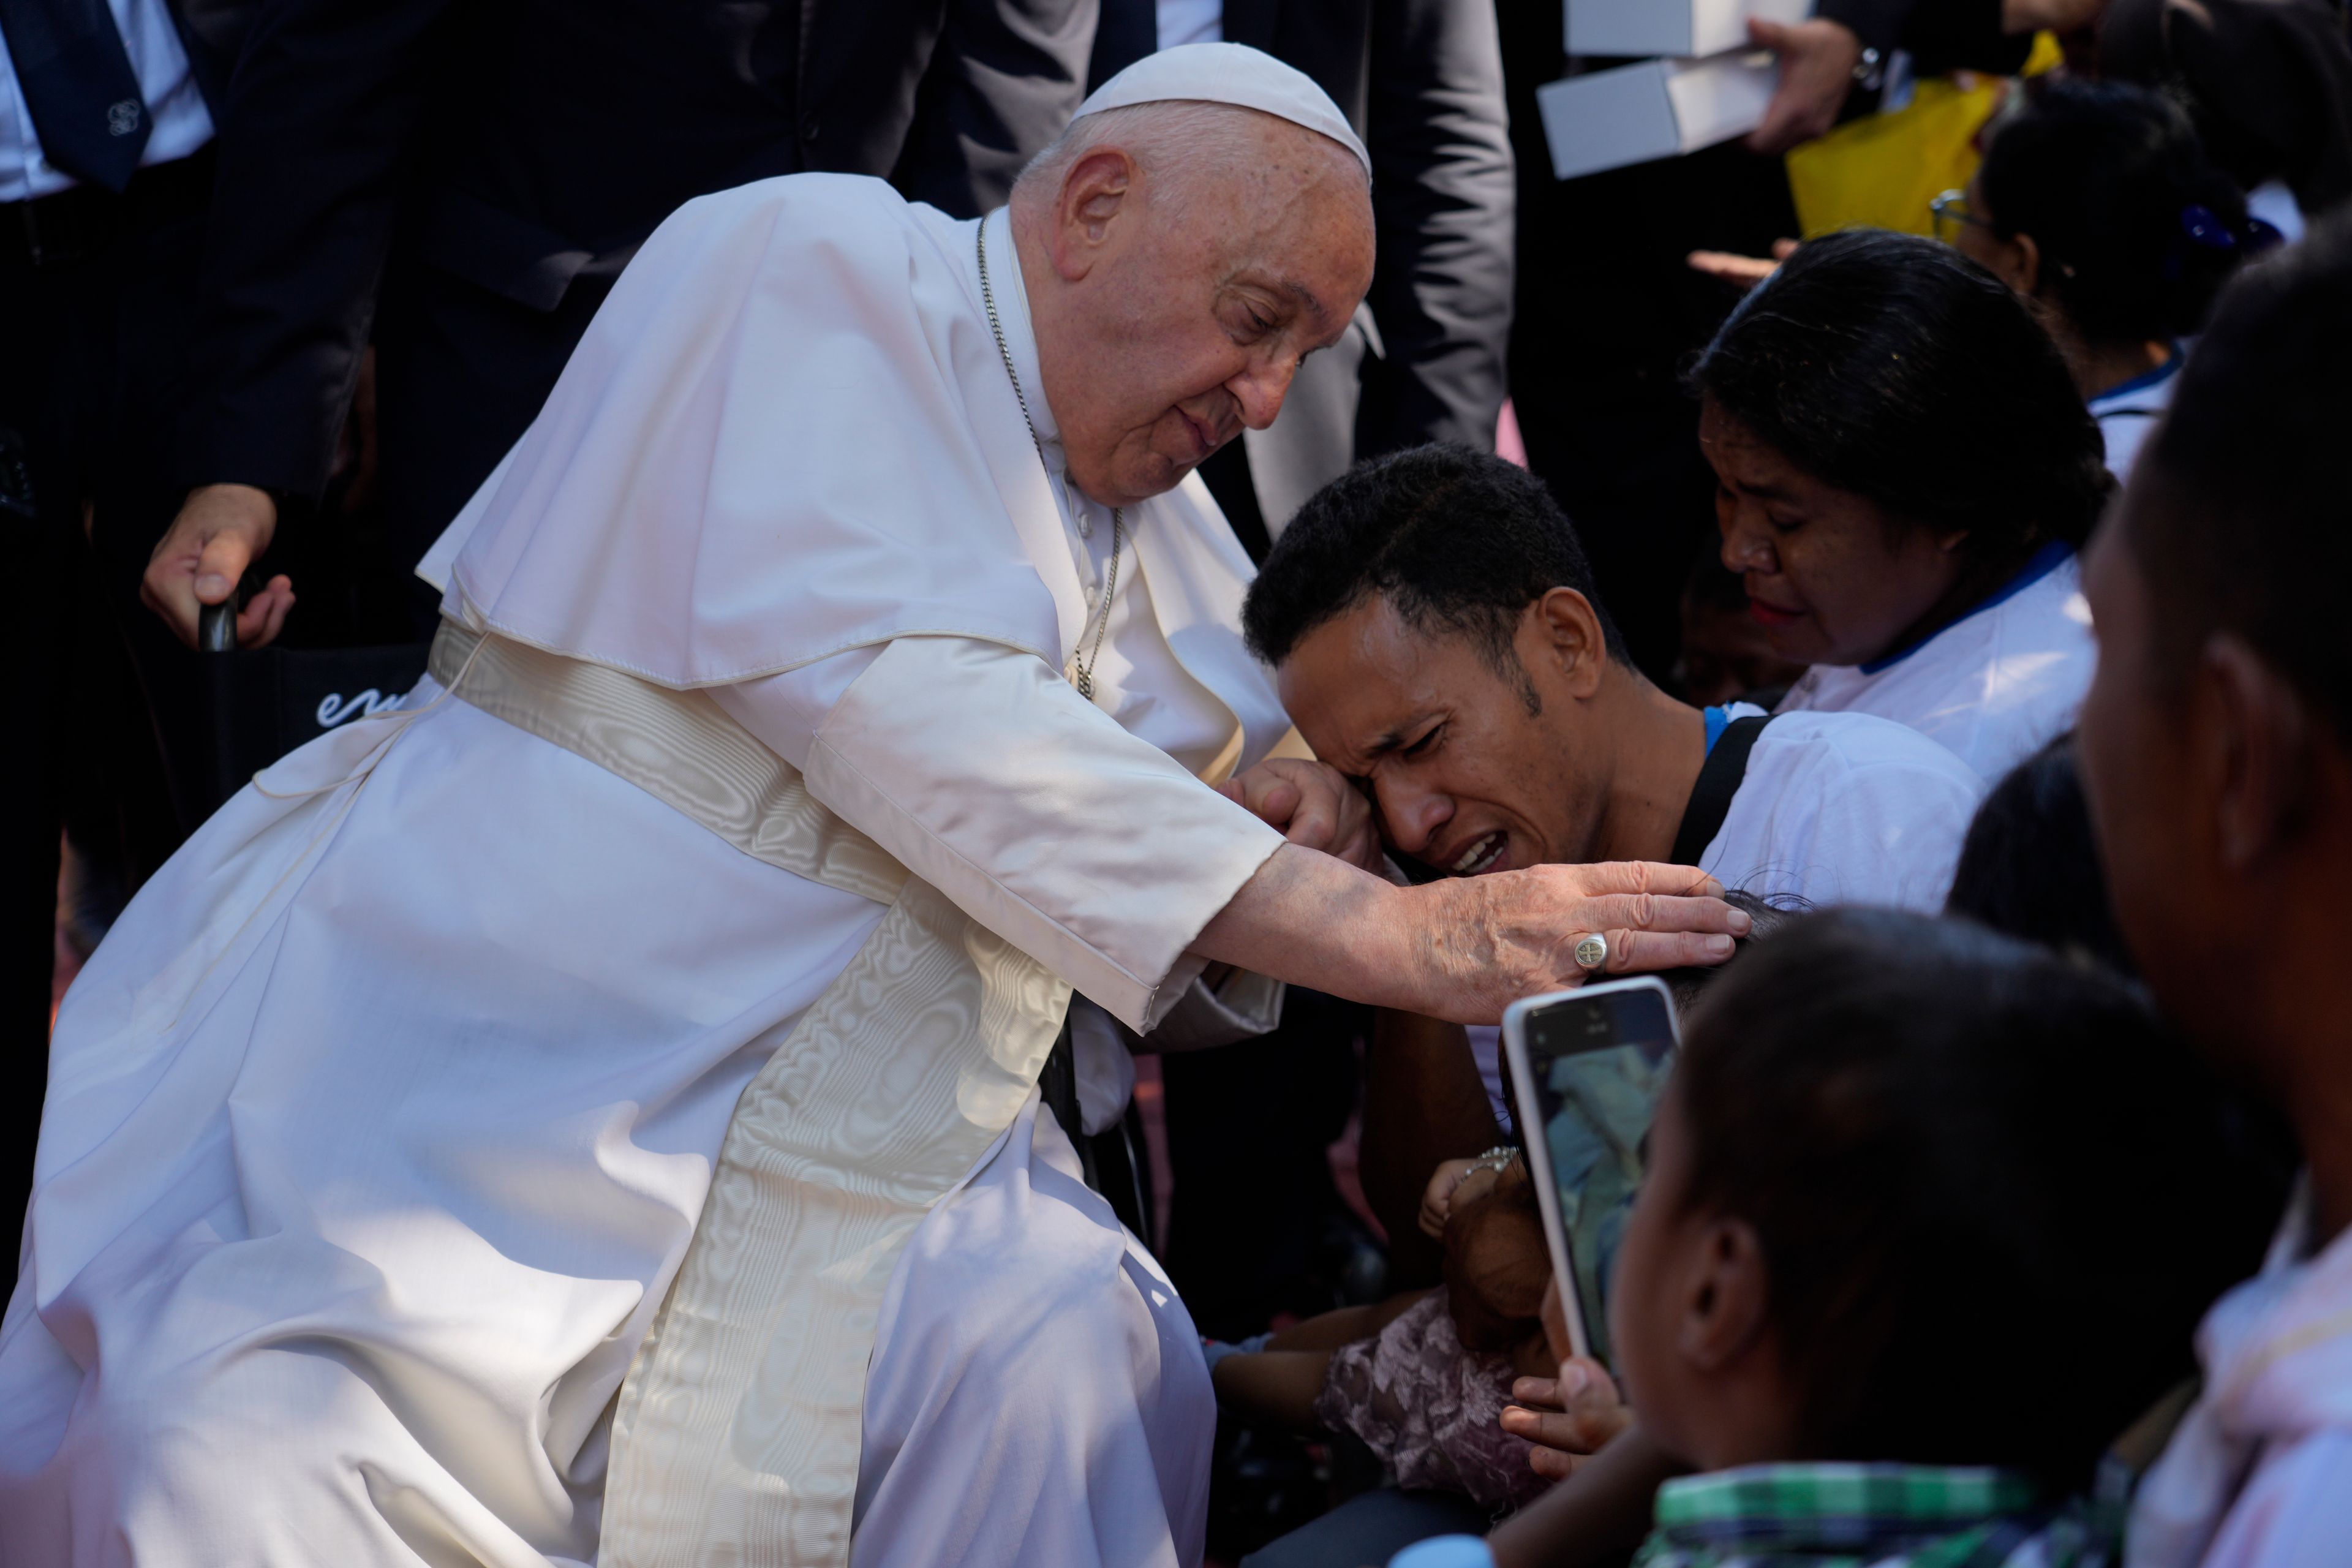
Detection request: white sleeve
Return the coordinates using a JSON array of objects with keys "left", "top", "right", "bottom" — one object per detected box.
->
[
  {"left": 709, "top": 644, "right": 881, "bottom": 773},
  {"left": 714, "top": 636, "right": 1285, "bottom": 1032}
]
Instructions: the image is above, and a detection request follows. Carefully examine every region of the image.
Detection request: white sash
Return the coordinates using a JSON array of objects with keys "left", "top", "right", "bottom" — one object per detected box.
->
[{"left": 429, "top": 620, "right": 1071, "bottom": 1567}]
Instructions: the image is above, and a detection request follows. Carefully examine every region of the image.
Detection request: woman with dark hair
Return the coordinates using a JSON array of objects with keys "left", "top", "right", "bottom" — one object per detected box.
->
[
  {"left": 2101, "top": 0, "right": 2352, "bottom": 244},
  {"left": 1692, "top": 227, "right": 2109, "bottom": 781},
  {"left": 1947, "top": 77, "right": 2265, "bottom": 477}
]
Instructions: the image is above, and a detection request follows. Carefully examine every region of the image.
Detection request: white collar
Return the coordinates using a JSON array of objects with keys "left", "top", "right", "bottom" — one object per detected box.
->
[{"left": 979, "top": 207, "right": 1063, "bottom": 452}]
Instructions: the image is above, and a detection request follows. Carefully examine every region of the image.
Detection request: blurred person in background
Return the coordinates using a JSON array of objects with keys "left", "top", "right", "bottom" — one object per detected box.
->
[
  {"left": 138, "top": 0, "right": 1096, "bottom": 653},
  {"left": 1672, "top": 556, "right": 1809, "bottom": 710},
  {"left": 2080, "top": 213, "right": 2352, "bottom": 1568},
  {"left": 1695, "top": 229, "right": 2111, "bottom": 782},
  {"left": 1, "top": 0, "right": 246, "bottom": 1273},
  {"left": 1946, "top": 75, "right": 2267, "bottom": 477},
  {"left": 2101, "top": 0, "right": 2352, "bottom": 244},
  {"left": 1743, "top": 0, "right": 2057, "bottom": 156}
]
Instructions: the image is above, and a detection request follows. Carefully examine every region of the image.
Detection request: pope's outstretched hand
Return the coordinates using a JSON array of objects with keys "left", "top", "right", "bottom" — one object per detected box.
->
[{"left": 1191, "top": 839, "right": 1746, "bottom": 1025}]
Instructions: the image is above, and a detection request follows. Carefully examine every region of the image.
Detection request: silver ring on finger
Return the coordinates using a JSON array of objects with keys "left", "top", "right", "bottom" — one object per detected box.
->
[{"left": 1574, "top": 932, "right": 1609, "bottom": 972}]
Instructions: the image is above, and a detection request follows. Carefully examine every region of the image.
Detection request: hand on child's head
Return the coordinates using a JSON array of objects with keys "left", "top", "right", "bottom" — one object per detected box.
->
[{"left": 1499, "top": 1357, "right": 1629, "bottom": 1479}]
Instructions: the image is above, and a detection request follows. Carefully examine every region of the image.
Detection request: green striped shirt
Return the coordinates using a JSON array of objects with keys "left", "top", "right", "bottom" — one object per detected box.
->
[{"left": 1630, "top": 1463, "right": 2113, "bottom": 1568}]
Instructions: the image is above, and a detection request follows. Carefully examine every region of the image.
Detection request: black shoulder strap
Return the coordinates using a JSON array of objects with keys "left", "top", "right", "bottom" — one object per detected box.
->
[{"left": 1670, "top": 715, "right": 1774, "bottom": 867}]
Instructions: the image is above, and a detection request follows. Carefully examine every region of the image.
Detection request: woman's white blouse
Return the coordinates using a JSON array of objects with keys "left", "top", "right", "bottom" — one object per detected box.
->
[{"left": 1776, "top": 544, "right": 2095, "bottom": 783}]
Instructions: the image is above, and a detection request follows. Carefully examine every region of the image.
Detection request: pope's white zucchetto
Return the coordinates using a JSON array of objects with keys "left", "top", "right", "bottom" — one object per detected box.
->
[{"left": 1073, "top": 42, "right": 1373, "bottom": 183}]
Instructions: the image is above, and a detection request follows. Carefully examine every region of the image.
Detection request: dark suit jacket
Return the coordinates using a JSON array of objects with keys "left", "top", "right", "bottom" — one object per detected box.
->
[
  {"left": 181, "top": 0, "right": 1093, "bottom": 507},
  {"left": 1092, "top": 0, "right": 1513, "bottom": 533},
  {"left": 168, "top": 0, "right": 255, "bottom": 108}
]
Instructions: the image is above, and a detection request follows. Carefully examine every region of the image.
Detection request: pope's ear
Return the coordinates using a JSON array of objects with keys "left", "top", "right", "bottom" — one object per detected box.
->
[{"left": 1050, "top": 148, "right": 1137, "bottom": 280}]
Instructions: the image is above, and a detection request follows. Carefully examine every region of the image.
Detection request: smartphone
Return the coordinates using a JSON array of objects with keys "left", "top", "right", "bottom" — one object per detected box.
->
[{"left": 1502, "top": 976, "right": 1680, "bottom": 1368}]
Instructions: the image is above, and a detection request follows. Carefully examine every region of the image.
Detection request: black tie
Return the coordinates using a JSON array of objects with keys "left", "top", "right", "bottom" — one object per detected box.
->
[{"left": 0, "top": 0, "right": 151, "bottom": 192}]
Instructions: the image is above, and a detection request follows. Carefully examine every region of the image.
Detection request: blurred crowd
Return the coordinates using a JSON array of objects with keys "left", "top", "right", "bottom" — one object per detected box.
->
[{"left": 11, "top": 0, "right": 2352, "bottom": 1564}]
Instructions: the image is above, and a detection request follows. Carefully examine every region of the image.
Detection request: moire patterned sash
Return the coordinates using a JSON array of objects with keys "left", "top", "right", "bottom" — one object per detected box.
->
[{"left": 430, "top": 618, "right": 1070, "bottom": 1567}]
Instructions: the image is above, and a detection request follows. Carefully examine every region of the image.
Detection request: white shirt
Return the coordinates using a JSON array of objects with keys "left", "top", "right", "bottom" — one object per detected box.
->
[
  {"left": 1700, "top": 702, "right": 1983, "bottom": 911},
  {"left": 2130, "top": 1178, "right": 2352, "bottom": 1568},
  {"left": 1777, "top": 544, "right": 2094, "bottom": 784},
  {"left": 1471, "top": 699, "right": 1985, "bottom": 1123},
  {"left": 2088, "top": 352, "right": 2183, "bottom": 482},
  {"left": 2248, "top": 178, "right": 2305, "bottom": 247},
  {"left": 0, "top": 0, "right": 214, "bottom": 202}
]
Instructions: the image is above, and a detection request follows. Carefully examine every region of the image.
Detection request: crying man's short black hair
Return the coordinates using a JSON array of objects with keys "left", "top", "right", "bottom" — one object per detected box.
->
[{"left": 1241, "top": 443, "right": 1625, "bottom": 709}]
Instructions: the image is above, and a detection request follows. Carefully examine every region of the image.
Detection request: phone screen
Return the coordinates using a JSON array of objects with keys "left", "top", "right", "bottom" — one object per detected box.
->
[{"left": 1515, "top": 984, "right": 1678, "bottom": 1366}]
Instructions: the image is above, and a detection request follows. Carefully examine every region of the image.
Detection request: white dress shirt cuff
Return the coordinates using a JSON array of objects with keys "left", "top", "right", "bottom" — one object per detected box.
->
[{"left": 1139, "top": 968, "right": 1287, "bottom": 1054}]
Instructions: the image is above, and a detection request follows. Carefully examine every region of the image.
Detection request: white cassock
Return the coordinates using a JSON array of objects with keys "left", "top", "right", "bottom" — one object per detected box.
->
[
  {"left": 0, "top": 176, "right": 1303, "bottom": 1568},
  {"left": 1775, "top": 541, "right": 2095, "bottom": 783},
  {"left": 1464, "top": 701, "right": 1983, "bottom": 1123}
]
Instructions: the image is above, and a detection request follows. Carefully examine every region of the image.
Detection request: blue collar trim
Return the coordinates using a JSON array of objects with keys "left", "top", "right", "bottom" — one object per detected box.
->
[
  {"left": 1703, "top": 705, "right": 1731, "bottom": 756},
  {"left": 2093, "top": 345, "right": 2183, "bottom": 404},
  {"left": 1856, "top": 540, "right": 2075, "bottom": 676}
]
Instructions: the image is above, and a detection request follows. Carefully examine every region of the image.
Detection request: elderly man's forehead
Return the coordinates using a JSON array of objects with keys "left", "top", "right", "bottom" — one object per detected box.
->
[{"left": 1227, "top": 143, "right": 1373, "bottom": 312}]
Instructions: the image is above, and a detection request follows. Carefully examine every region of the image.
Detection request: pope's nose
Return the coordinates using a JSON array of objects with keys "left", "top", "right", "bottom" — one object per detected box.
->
[{"left": 1228, "top": 359, "right": 1299, "bottom": 432}]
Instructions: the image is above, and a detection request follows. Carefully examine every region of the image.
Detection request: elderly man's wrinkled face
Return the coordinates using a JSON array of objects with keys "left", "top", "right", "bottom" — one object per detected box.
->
[{"left": 1021, "top": 117, "right": 1376, "bottom": 508}]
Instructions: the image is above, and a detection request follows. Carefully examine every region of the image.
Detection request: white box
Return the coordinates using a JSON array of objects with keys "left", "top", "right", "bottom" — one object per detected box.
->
[
  {"left": 1534, "top": 51, "right": 1779, "bottom": 183},
  {"left": 1566, "top": 0, "right": 1811, "bottom": 59}
]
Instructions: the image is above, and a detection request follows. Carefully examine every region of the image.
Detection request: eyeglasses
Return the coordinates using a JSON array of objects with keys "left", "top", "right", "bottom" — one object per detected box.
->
[{"left": 1930, "top": 189, "right": 1996, "bottom": 246}]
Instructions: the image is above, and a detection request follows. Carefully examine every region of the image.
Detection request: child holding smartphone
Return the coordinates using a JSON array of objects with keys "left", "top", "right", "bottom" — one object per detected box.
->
[{"left": 1403, "top": 909, "right": 2284, "bottom": 1568}]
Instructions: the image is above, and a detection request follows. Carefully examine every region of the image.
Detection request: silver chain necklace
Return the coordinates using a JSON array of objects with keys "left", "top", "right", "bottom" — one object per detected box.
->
[{"left": 977, "top": 219, "right": 1124, "bottom": 704}]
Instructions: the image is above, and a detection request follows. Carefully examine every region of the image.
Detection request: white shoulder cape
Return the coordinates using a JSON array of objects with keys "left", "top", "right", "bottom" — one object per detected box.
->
[{"left": 423, "top": 174, "right": 1081, "bottom": 689}]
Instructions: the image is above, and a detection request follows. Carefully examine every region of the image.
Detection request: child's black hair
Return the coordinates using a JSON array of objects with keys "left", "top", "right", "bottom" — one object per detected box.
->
[
  {"left": 1671, "top": 909, "right": 2283, "bottom": 1492},
  {"left": 1945, "top": 733, "right": 2135, "bottom": 978}
]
